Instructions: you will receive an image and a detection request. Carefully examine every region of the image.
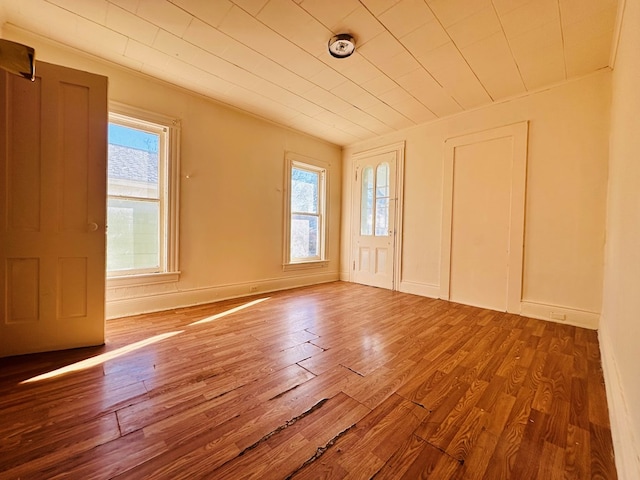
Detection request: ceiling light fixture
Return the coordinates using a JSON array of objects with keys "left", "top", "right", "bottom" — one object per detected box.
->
[{"left": 328, "top": 34, "right": 355, "bottom": 59}]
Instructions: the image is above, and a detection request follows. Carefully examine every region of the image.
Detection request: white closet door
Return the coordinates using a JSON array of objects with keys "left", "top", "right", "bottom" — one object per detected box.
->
[{"left": 441, "top": 123, "right": 528, "bottom": 313}]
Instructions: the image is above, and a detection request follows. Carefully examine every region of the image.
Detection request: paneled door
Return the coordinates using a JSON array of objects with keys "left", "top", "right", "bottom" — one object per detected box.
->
[
  {"left": 440, "top": 123, "right": 528, "bottom": 313},
  {"left": 352, "top": 150, "right": 397, "bottom": 289},
  {"left": 0, "top": 61, "right": 108, "bottom": 357}
]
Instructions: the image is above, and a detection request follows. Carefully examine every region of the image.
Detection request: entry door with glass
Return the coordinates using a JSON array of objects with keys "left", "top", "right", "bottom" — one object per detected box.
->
[{"left": 352, "top": 151, "right": 397, "bottom": 289}]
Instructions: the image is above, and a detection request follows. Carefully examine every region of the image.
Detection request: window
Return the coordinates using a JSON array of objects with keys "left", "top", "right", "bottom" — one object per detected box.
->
[
  {"left": 284, "top": 153, "right": 328, "bottom": 269},
  {"left": 106, "top": 103, "right": 180, "bottom": 286}
]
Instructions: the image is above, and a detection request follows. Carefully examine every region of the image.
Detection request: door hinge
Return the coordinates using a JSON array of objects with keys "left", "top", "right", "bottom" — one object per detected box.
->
[
  {"left": 353, "top": 260, "right": 355, "bottom": 270},
  {"left": 355, "top": 170, "right": 358, "bottom": 181}
]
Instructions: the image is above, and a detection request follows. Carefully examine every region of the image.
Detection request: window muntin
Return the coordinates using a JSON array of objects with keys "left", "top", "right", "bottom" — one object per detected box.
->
[
  {"left": 285, "top": 155, "right": 328, "bottom": 267},
  {"left": 107, "top": 108, "right": 178, "bottom": 281}
]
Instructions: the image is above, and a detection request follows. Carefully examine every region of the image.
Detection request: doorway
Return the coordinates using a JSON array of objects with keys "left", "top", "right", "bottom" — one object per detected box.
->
[{"left": 350, "top": 142, "right": 405, "bottom": 290}]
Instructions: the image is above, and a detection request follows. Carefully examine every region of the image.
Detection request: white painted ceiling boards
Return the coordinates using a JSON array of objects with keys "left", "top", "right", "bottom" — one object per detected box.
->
[{"left": 0, "top": 0, "right": 619, "bottom": 145}]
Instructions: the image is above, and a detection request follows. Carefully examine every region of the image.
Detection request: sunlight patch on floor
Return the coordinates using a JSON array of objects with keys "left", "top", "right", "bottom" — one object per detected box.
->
[
  {"left": 20, "top": 297, "right": 271, "bottom": 383},
  {"left": 21, "top": 331, "right": 183, "bottom": 384},
  {"left": 189, "top": 298, "right": 270, "bottom": 326}
]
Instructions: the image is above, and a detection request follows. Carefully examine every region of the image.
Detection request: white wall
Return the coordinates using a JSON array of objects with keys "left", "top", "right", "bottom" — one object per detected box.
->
[
  {"left": 3, "top": 27, "right": 342, "bottom": 318},
  {"left": 342, "top": 71, "right": 611, "bottom": 329},
  {"left": 601, "top": 0, "right": 640, "bottom": 477}
]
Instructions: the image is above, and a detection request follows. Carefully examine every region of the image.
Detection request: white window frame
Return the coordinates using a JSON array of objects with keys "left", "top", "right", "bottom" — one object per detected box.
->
[
  {"left": 283, "top": 152, "right": 329, "bottom": 271},
  {"left": 106, "top": 102, "right": 180, "bottom": 288}
]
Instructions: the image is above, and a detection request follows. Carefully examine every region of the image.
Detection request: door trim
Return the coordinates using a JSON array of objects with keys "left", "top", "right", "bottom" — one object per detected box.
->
[
  {"left": 440, "top": 122, "right": 528, "bottom": 313},
  {"left": 349, "top": 141, "right": 405, "bottom": 290}
]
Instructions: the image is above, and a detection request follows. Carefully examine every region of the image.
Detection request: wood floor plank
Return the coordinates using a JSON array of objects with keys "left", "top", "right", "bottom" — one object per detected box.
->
[
  {"left": 454, "top": 428, "right": 500, "bottom": 480},
  {"left": 509, "top": 408, "right": 547, "bottom": 479},
  {"left": 538, "top": 441, "right": 566, "bottom": 480},
  {"left": 444, "top": 390, "right": 516, "bottom": 468},
  {"left": 341, "top": 358, "right": 417, "bottom": 409},
  {"left": 444, "top": 405, "right": 489, "bottom": 463},
  {"left": 374, "top": 434, "right": 462, "bottom": 480},
  {"left": 589, "top": 422, "right": 617, "bottom": 480},
  {"left": 475, "top": 374, "right": 507, "bottom": 412},
  {"left": 544, "top": 399, "right": 571, "bottom": 448},
  {"left": 292, "top": 394, "right": 427, "bottom": 479},
  {"left": 407, "top": 365, "right": 470, "bottom": 414},
  {"left": 139, "top": 365, "right": 320, "bottom": 448},
  {"left": 418, "top": 378, "right": 489, "bottom": 451},
  {"left": 32, "top": 430, "right": 167, "bottom": 480},
  {"left": 116, "top": 373, "right": 236, "bottom": 435},
  {"left": 565, "top": 424, "right": 591, "bottom": 480},
  {"left": 484, "top": 392, "right": 518, "bottom": 437},
  {"left": 0, "top": 413, "right": 120, "bottom": 479},
  {"left": 296, "top": 346, "right": 354, "bottom": 376},
  {"left": 587, "top": 359, "right": 612, "bottom": 428},
  {"left": 0, "top": 282, "right": 618, "bottom": 479},
  {"left": 523, "top": 349, "right": 548, "bottom": 391},
  {"left": 211, "top": 392, "right": 369, "bottom": 480},
  {"left": 372, "top": 434, "right": 436, "bottom": 479},
  {"left": 120, "top": 396, "right": 328, "bottom": 478},
  {"left": 570, "top": 376, "right": 590, "bottom": 430},
  {"left": 482, "top": 385, "right": 535, "bottom": 479}
]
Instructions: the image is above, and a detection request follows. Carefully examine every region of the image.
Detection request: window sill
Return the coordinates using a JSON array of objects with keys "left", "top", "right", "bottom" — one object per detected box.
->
[
  {"left": 106, "top": 271, "right": 181, "bottom": 289},
  {"left": 282, "top": 260, "right": 328, "bottom": 272}
]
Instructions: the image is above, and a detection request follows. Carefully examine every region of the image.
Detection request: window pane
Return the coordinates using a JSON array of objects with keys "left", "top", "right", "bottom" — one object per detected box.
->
[
  {"left": 108, "top": 123, "right": 160, "bottom": 199},
  {"left": 376, "top": 163, "right": 389, "bottom": 198},
  {"left": 291, "top": 214, "right": 318, "bottom": 259},
  {"left": 375, "top": 163, "right": 390, "bottom": 236},
  {"left": 291, "top": 167, "right": 318, "bottom": 214},
  {"left": 375, "top": 198, "right": 389, "bottom": 236},
  {"left": 107, "top": 198, "right": 160, "bottom": 272},
  {"left": 360, "top": 166, "right": 373, "bottom": 236}
]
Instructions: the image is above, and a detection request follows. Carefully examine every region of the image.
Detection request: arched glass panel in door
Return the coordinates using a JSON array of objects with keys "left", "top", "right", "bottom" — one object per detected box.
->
[
  {"left": 360, "top": 166, "right": 374, "bottom": 236},
  {"left": 375, "top": 163, "right": 390, "bottom": 236}
]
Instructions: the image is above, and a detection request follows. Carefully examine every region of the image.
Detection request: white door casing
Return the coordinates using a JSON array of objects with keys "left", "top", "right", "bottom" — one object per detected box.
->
[
  {"left": 440, "top": 122, "right": 528, "bottom": 313},
  {"left": 0, "top": 61, "right": 108, "bottom": 357},
  {"left": 350, "top": 142, "right": 405, "bottom": 290}
]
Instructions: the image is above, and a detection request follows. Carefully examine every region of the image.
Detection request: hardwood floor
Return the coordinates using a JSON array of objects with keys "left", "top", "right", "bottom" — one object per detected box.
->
[{"left": 0, "top": 282, "right": 617, "bottom": 479}]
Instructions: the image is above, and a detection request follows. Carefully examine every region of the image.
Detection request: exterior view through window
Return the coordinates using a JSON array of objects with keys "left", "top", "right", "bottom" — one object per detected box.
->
[
  {"left": 107, "top": 115, "right": 166, "bottom": 275},
  {"left": 288, "top": 159, "right": 326, "bottom": 264},
  {"left": 360, "top": 162, "right": 390, "bottom": 237}
]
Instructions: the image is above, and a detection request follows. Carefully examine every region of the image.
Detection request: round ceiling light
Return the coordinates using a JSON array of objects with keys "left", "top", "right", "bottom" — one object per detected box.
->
[{"left": 328, "top": 34, "right": 356, "bottom": 59}]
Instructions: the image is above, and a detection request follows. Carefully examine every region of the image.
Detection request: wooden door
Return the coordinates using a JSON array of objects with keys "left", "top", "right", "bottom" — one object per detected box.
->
[
  {"left": 440, "top": 123, "right": 528, "bottom": 313},
  {"left": 352, "top": 151, "right": 397, "bottom": 289},
  {"left": 0, "top": 61, "right": 108, "bottom": 357}
]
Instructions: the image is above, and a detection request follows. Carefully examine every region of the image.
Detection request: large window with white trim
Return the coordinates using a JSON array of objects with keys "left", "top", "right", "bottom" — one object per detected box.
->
[
  {"left": 106, "top": 104, "right": 180, "bottom": 285},
  {"left": 284, "top": 153, "right": 328, "bottom": 268}
]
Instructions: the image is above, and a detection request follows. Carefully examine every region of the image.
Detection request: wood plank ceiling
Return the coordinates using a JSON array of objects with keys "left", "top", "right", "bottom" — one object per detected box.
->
[{"left": 0, "top": 0, "right": 619, "bottom": 145}]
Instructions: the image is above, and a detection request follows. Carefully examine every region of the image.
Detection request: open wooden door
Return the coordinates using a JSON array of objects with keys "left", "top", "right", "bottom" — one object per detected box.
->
[{"left": 0, "top": 61, "right": 108, "bottom": 357}]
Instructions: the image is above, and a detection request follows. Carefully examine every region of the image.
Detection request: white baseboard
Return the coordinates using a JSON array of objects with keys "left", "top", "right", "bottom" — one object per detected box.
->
[
  {"left": 599, "top": 322, "right": 640, "bottom": 480},
  {"left": 339, "top": 271, "right": 350, "bottom": 282},
  {"left": 398, "top": 280, "right": 440, "bottom": 298},
  {"left": 520, "top": 300, "right": 600, "bottom": 329},
  {"left": 106, "top": 271, "right": 339, "bottom": 319}
]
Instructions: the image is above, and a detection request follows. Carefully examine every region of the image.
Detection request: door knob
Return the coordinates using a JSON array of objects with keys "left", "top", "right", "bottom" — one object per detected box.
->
[{"left": 88, "top": 222, "right": 98, "bottom": 232}]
